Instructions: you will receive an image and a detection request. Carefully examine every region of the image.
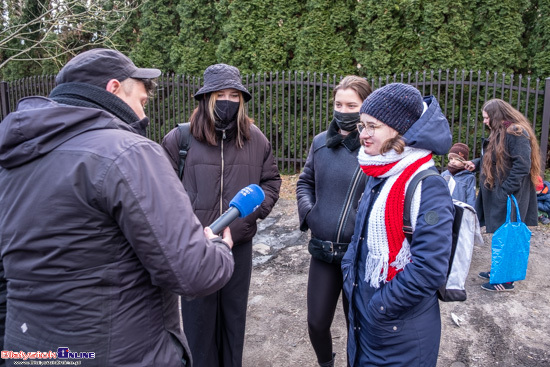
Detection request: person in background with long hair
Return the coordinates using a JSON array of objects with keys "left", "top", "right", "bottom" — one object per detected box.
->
[
  {"left": 464, "top": 98, "right": 541, "bottom": 292},
  {"left": 297, "top": 76, "right": 372, "bottom": 367},
  {"left": 161, "top": 64, "right": 281, "bottom": 367}
]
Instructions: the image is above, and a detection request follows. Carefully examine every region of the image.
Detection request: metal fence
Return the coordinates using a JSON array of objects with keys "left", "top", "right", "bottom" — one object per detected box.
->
[{"left": 1, "top": 70, "right": 549, "bottom": 173}]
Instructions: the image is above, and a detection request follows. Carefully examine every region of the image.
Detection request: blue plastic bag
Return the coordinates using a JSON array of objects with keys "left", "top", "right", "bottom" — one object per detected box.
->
[{"left": 490, "top": 195, "right": 532, "bottom": 284}]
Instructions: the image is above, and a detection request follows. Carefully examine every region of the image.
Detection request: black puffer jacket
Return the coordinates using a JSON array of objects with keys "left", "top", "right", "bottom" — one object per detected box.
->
[
  {"left": 0, "top": 97, "right": 234, "bottom": 366},
  {"left": 161, "top": 124, "right": 281, "bottom": 244},
  {"left": 296, "top": 122, "right": 366, "bottom": 243}
]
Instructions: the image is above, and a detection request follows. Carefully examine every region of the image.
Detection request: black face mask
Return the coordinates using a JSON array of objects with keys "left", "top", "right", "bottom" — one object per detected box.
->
[
  {"left": 215, "top": 100, "right": 240, "bottom": 126},
  {"left": 129, "top": 116, "right": 150, "bottom": 136},
  {"left": 333, "top": 110, "right": 360, "bottom": 132}
]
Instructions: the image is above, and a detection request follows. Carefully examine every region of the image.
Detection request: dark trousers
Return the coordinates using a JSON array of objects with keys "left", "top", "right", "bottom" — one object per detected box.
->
[
  {"left": 181, "top": 240, "right": 252, "bottom": 367},
  {"left": 307, "top": 256, "right": 350, "bottom": 365}
]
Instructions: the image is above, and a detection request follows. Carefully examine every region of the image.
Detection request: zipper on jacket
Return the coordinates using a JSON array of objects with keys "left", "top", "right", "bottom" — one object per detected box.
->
[
  {"left": 219, "top": 130, "right": 226, "bottom": 216},
  {"left": 336, "top": 167, "right": 363, "bottom": 242}
]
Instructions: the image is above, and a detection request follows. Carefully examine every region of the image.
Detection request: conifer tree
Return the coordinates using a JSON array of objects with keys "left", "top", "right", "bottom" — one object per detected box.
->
[
  {"left": 256, "top": 0, "right": 303, "bottom": 72},
  {"left": 108, "top": 1, "right": 141, "bottom": 57},
  {"left": 470, "top": 0, "right": 529, "bottom": 73},
  {"left": 290, "top": 0, "right": 356, "bottom": 74},
  {"left": 2, "top": 0, "right": 549, "bottom": 81},
  {"left": 126, "top": 0, "right": 180, "bottom": 70},
  {"left": 526, "top": 0, "right": 550, "bottom": 78},
  {"left": 415, "top": 0, "right": 474, "bottom": 72},
  {"left": 353, "top": 0, "right": 422, "bottom": 76},
  {"left": 214, "top": 0, "right": 304, "bottom": 73},
  {"left": 214, "top": 0, "right": 270, "bottom": 72},
  {"left": 171, "top": 0, "right": 221, "bottom": 75}
]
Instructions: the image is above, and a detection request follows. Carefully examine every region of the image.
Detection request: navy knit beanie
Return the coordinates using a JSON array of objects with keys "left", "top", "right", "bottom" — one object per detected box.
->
[{"left": 360, "top": 83, "right": 423, "bottom": 135}]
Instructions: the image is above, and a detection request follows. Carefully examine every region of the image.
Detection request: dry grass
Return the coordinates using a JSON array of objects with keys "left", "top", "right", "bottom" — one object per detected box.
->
[{"left": 279, "top": 174, "right": 299, "bottom": 200}]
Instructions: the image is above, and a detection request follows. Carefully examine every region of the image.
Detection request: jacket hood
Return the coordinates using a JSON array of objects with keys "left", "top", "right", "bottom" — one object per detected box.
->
[
  {"left": 0, "top": 96, "right": 130, "bottom": 168},
  {"left": 402, "top": 96, "right": 452, "bottom": 155}
]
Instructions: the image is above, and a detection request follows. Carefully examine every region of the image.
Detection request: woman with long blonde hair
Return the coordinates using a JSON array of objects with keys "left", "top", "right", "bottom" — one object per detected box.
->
[{"left": 464, "top": 98, "right": 541, "bottom": 292}]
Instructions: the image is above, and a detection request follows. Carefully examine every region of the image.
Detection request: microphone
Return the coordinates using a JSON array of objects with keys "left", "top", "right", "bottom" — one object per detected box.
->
[{"left": 208, "top": 184, "right": 265, "bottom": 235}]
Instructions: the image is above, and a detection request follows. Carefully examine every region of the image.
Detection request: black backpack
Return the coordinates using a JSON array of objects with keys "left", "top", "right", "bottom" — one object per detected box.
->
[
  {"left": 177, "top": 123, "right": 192, "bottom": 180},
  {"left": 403, "top": 169, "right": 472, "bottom": 302}
]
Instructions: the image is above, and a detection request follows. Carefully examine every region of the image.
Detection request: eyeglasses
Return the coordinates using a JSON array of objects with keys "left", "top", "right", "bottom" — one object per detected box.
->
[{"left": 356, "top": 122, "right": 378, "bottom": 137}]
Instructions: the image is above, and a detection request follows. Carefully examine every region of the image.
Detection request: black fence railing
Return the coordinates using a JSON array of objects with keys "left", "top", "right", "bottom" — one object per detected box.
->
[{"left": 1, "top": 70, "right": 549, "bottom": 173}]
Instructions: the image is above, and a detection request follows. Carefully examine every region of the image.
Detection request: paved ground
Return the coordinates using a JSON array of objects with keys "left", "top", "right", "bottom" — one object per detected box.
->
[{"left": 243, "top": 188, "right": 550, "bottom": 366}]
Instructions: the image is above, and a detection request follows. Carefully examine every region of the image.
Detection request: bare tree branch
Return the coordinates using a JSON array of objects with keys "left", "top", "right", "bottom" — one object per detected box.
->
[{"left": 0, "top": 0, "right": 146, "bottom": 71}]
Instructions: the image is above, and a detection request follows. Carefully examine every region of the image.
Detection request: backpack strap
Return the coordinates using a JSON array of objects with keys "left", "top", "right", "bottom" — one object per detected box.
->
[
  {"left": 403, "top": 169, "right": 439, "bottom": 243},
  {"left": 177, "top": 122, "right": 191, "bottom": 180}
]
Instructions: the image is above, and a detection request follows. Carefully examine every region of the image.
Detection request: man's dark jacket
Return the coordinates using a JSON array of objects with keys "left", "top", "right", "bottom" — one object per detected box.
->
[{"left": 0, "top": 96, "right": 234, "bottom": 366}]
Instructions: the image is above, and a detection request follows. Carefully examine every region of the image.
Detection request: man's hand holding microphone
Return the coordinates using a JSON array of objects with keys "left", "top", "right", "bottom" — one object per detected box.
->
[
  {"left": 205, "top": 226, "right": 233, "bottom": 249},
  {"left": 203, "top": 184, "right": 266, "bottom": 250}
]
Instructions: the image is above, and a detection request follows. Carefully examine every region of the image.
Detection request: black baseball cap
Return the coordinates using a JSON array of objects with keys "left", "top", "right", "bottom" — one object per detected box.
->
[{"left": 55, "top": 48, "right": 161, "bottom": 88}]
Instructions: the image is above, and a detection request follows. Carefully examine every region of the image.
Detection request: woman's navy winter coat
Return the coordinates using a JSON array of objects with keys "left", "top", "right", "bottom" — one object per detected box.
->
[{"left": 341, "top": 96, "right": 454, "bottom": 367}]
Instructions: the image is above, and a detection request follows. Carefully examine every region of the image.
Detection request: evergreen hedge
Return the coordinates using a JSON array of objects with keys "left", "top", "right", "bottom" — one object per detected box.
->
[{"left": 2, "top": 0, "right": 550, "bottom": 80}]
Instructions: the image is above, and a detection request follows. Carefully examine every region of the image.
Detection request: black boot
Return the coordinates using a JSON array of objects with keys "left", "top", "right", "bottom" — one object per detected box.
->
[{"left": 319, "top": 353, "right": 336, "bottom": 367}]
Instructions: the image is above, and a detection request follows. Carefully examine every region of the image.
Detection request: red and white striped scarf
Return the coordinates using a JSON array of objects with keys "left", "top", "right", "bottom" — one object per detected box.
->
[{"left": 357, "top": 147, "right": 434, "bottom": 288}]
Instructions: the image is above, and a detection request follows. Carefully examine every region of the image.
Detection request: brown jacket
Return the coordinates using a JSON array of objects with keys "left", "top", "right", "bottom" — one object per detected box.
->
[{"left": 162, "top": 124, "right": 281, "bottom": 244}]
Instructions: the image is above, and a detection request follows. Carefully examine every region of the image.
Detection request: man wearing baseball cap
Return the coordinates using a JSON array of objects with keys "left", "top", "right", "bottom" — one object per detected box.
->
[{"left": 0, "top": 48, "right": 234, "bottom": 366}]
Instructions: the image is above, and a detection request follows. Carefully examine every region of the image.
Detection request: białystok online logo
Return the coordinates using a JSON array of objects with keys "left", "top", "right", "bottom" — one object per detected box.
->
[
  {"left": 57, "top": 348, "right": 95, "bottom": 359},
  {"left": 1, "top": 347, "right": 95, "bottom": 360}
]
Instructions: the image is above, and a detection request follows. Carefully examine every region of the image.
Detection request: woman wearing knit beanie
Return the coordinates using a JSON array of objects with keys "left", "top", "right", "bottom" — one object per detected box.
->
[
  {"left": 341, "top": 83, "right": 454, "bottom": 366},
  {"left": 297, "top": 75, "right": 372, "bottom": 367}
]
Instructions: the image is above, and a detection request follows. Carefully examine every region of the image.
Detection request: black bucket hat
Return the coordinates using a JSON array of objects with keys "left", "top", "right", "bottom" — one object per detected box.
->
[{"left": 194, "top": 63, "right": 252, "bottom": 102}]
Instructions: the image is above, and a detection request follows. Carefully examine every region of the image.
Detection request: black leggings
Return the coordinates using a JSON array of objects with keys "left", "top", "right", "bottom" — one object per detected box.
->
[{"left": 307, "top": 256, "right": 350, "bottom": 364}]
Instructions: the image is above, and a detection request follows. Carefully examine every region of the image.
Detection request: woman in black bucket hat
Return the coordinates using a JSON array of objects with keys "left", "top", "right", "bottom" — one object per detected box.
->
[{"left": 161, "top": 64, "right": 281, "bottom": 367}]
